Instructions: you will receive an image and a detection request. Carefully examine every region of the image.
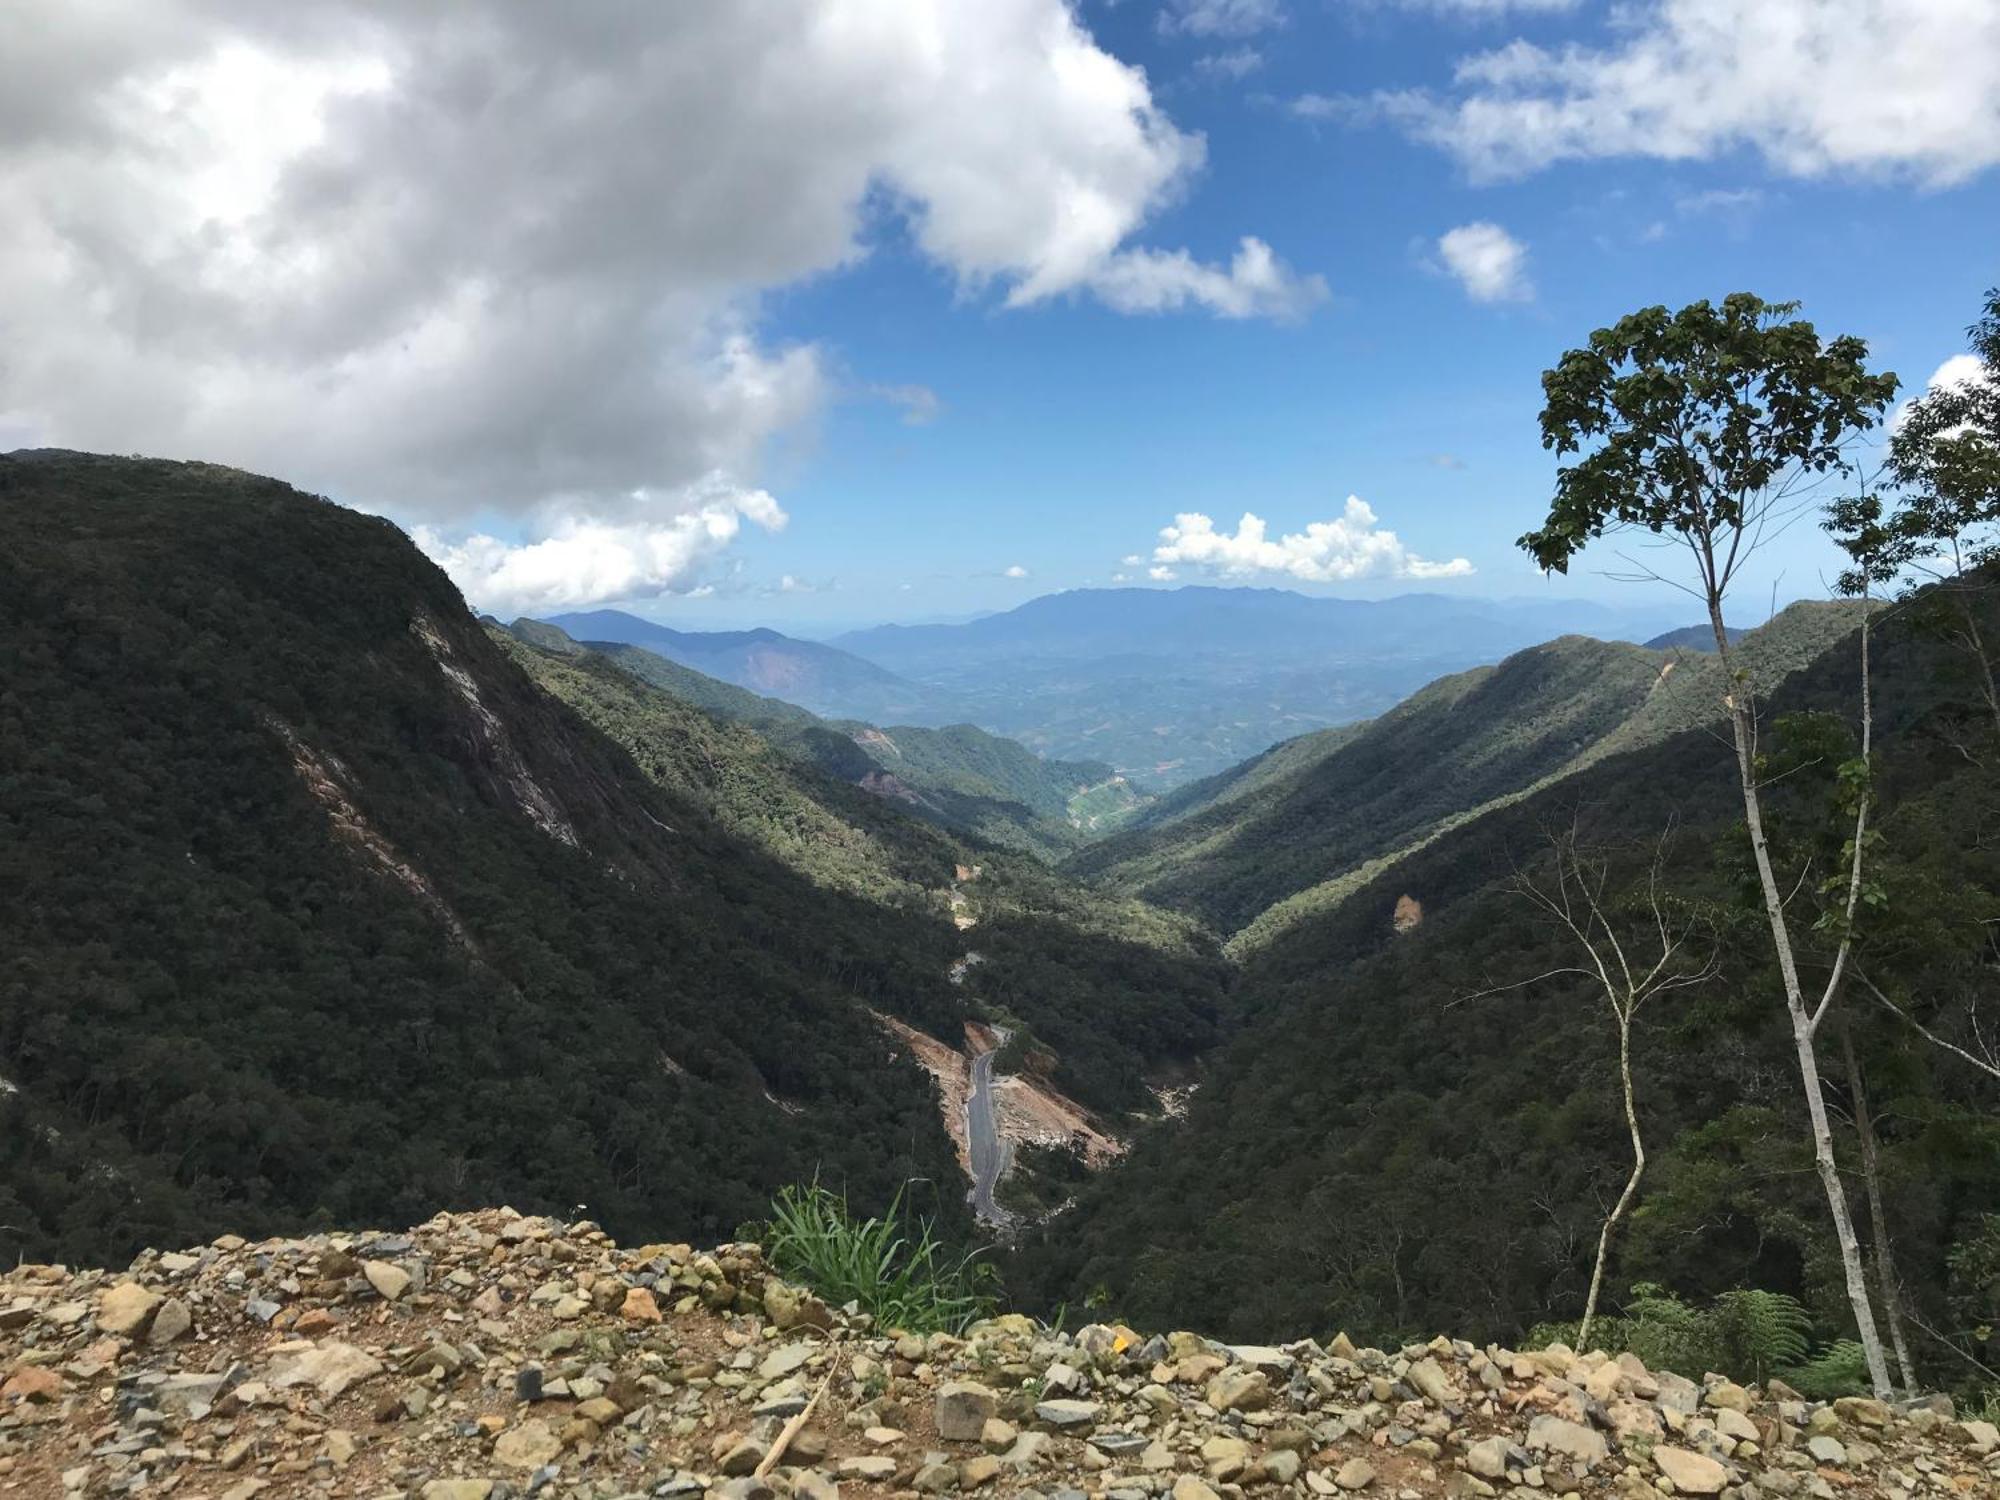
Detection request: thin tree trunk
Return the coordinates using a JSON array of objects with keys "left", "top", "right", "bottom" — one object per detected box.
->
[
  {"left": 1956, "top": 593, "right": 2000, "bottom": 745},
  {"left": 1841, "top": 1025, "right": 1920, "bottom": 1395},
  {"left": 1579, "top": 1013, "right": 1645, "bottom": 1352},
  {"left": 1707, "top": 598, "right": 1894, "bottom": 1397}
]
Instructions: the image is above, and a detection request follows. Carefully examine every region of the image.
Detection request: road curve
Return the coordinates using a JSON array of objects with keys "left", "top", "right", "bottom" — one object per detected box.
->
[{"left": 965, "top": 1028, "right": 1014, "bottom": 1232}]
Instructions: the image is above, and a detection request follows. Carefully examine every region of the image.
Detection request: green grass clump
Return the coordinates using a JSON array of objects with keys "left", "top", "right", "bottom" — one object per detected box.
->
[{"left": 758, "top": 1182, "right": 999, "bottom": 1335}]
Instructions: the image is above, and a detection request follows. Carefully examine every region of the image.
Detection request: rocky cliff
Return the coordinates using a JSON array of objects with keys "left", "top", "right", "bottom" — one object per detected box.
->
[{"left": 3, "top": 1210, "right": 1994, "bottom": 1500}]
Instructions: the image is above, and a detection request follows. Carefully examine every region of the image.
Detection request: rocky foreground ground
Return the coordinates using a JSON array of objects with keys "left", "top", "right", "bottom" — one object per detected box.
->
[{"left": 2, "top": 1209, "right": 1996, "bottom": 1500}]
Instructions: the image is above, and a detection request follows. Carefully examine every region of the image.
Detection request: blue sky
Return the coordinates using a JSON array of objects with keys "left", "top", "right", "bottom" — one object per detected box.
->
[
  {"left": 6, "top": 1, "right": 1996, "bottom": 632},
  {"left": 751, "top": 1, "right": 1999, "bottom": 630}
]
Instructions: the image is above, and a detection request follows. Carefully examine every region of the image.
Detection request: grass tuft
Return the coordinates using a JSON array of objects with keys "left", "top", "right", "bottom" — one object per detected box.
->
[{"left": 757, "top": 1181, "right": 999, "bottom": 1335}]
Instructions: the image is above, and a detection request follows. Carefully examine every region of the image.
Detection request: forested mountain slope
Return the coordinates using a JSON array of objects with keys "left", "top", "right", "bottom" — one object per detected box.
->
[
  {"left": 1015, "top": 589, "right": 2000, "bottom": 1374},
  {"left": 517, "top": 622, "right": 1143, "bottom": 858},
  {"left": 1069, "top": 602, "right": 1864, "bottom": 945},
  {"left": 0, "top": 451, "right": 1216, "bottom": 1271},
  {"left": 495, "top": 627, "right": 1229, "bottom": 1114}
]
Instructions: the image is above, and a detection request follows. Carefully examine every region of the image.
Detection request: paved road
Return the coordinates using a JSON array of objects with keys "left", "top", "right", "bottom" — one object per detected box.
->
[{"left": 965, "top": 1028, "right": 1015, "bottom": 1232}]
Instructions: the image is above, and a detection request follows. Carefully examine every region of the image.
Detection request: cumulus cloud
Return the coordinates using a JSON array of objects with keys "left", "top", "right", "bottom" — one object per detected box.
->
[
  {"left": 1003, "top": 564, "right": 1030, "bottom": 579},
  {"left": 872, "top": 384, "right": 944, "bottom": 426},
  {"left": 1088, "top": 237, "right": 1328, "bottom": 321},
  {"left": 1194, "top": 48, "right": 1267, "bottom": 81},
  {"left": 414, "top": 479, "right": 787, "bottom": 618},
  {"left": 0, "top": 0, "right": 1322, "bottom": 611},
  {"left": 1890, "top": 354, "right": 1992, "bottom": 433},
  {"left": 1435, "top": 222, "right": 1533, "bottom": 302},
  {"left": 1359, "top": 0, "right": 1581, "bottom": 14},
  {"left": 1367, "top": 0, "right": 2000, "bottom": 184},
  {"left": 1160, "top": 0, "right": 1288, "bottom": 39},
  {"left": 1151, "top": 499, "right": 1475, "bottom": 582}
]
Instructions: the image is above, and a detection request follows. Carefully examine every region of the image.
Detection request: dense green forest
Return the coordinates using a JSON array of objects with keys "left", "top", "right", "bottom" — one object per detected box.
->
[
  {"left": 0, "top": 451, "right": 1219, "bottom": 1268},
  {"left": 1017, "top": 592, "right": 2000, "bottom": 1388}
]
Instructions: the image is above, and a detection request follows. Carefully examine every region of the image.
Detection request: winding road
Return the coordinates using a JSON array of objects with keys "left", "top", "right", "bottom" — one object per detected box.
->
[{"left": 965, "top": 1028, "right": 1015, "bottom": 1232}]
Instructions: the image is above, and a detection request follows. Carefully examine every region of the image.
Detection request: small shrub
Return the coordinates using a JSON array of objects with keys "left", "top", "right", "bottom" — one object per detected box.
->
[{"left": 757, "top": 1181, "right": 999, "bottom": 1335}]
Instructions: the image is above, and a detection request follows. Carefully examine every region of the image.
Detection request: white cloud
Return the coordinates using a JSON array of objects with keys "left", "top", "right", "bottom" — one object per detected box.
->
[
  {"left": 1004, "top": 564, "right": 1030, "bottom": 578},
  {"left": 777, "top": 574, "right": 816, "bottom": 594},
  {"left": 1151, "top": 498, "right": 1475, "bottom": 582},
  {"left": 1161, "top": 0, "right": 1287, "bottom": 39},
  {"left": 0, "top": 1, "right": 1322, "bottom": 612},
  {"left": 1677, "top": 187, "right": 1764, "bottom": 216},
  {"left": 1890, "top": 353, "right": 1992, "bottom": 432},
  {"left": 1149, "top": 565, "right": 1180, "bottom": 582},
  {"left": 1362, "top": 0, "right": 1581, "bottom": 14},
  {"left": 415, "top": 479, "right": 787, "bottom": 618},
  {"left": 1435, "top": 221, "right": 1533, "bottom": 302},
  {"left": 1194, "top": 48, "right": 1267, "bottom": 80},
  {"left": 1087, "top": 236, "right": 1328, "bottom": 321},
  {"left": 872, "top": 384, "right": 943, "bottom": 426},
  {"left": 1370, "top": 0, "right": 2000, "bottom": 184}
]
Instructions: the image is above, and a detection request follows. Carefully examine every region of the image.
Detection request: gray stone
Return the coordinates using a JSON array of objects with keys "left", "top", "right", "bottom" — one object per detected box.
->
[
  {"left": 1806, "top": 1434, "right": 1848, "bottom": 1465},
  {"left": 1525, "top": 1414, "right": 1608, "bottom": 1468},
  {"left": 937, "top": 1380, "right": 999, "bottom": 1442},
  {"left": 1035, "top": 1399, "right": 1101, "bottom": 1429}
]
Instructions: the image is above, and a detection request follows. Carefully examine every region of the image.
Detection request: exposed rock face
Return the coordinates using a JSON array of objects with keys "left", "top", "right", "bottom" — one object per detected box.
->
[{"left": 2, "top": 1211, "right": 1995, "bottom": 1499}]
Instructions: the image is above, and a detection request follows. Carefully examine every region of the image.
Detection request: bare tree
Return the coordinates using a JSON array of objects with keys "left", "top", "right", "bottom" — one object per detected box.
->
[
  {"left": 1854, "top": 972, "right": 2000, "bottom": 1086},
  {"left": 1463, "top": 823, "right": 1718, "bottom": 1349}
]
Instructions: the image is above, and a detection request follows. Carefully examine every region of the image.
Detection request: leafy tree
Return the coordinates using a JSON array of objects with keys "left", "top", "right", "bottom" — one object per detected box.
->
[
  {"left": 1521, "top": 293, "right": 1903, "bottom": 1394},
  {"left": 1879, "top": 287, "right": 2000, "bottom": 743}
]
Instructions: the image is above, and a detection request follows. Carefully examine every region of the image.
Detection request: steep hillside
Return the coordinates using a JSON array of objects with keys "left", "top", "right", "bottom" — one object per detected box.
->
[
  {"left": 545, "top": 609, "right": 945, "bottom": 725},
  {"left": 0, "top": 451, "right": 966, "bottom": 1267},
  {"left": 1070, "top": 602, "right": 1865, "bottom": 945},
  {"left": 1016, "top": 590, "right": 2000, "bottom": 1369}
]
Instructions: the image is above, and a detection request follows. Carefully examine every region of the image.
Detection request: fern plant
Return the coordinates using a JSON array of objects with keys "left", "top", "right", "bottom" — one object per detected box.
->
[
  {"left": 1711, "top": 1288, "right": 1814, "bottom": 1384},
  {"left": 1780, "top": 1340, "right": 1872, "bottom": 1399},
  {"left": 1532, "top": 1283, "right": 1850, "bottom": 1392}
]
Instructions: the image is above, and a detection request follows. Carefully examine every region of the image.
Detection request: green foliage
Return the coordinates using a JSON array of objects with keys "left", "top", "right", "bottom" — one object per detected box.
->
[
  {"left": 758, "top": 1182, "right": 999, "bottom": 1335},
  {"left": 1783, "top": 1341, "right": 1873, "bottom": 1400},
  {"left": 1522, "top": 293, "right": 1898, "bottom": 577},
  {"left": 1530, "top": 1284, "right": 1870, "bottom": 1394}
]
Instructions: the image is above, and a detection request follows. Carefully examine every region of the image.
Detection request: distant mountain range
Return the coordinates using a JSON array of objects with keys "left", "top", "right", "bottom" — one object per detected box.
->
[
  {"left": 831, "top": 587, "right": 1693, "bottom": 786},
  {"left": 510, "top": 619, "right": 1144, "bottom": 858},
  {"left": 545, "top": 609, "right": 948, "bottom": 725}
]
